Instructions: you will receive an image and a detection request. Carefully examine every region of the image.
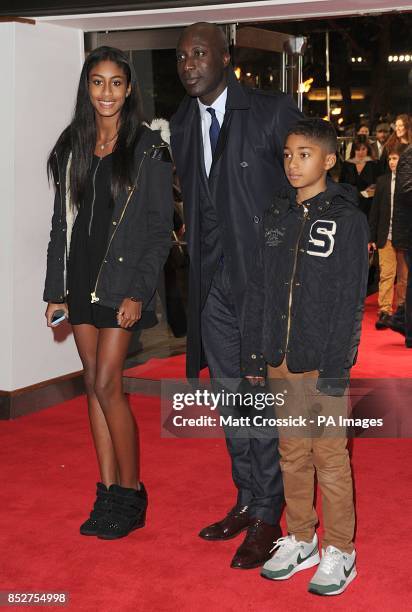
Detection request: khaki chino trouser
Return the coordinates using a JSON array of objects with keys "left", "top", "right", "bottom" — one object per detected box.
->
[
  {"left": 378, "top": 240, "right": 408, "bottom": 314},
  {"left": 268, "top": 360, "right": 355, "bottom": 553}
]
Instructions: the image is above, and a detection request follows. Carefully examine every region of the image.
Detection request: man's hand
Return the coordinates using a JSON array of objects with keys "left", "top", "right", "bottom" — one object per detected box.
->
[
  {"left": 368, "top": 242, "right": 377, "bottom": 253},
  {"left": 117, "top": 298, "right": 142, "bottom": 329},
  {"left": 45, "top": 302, "right": 69, "bottom": 327},
  {"left": 245, "top": 376, "right": 266, "bottom": 387}
]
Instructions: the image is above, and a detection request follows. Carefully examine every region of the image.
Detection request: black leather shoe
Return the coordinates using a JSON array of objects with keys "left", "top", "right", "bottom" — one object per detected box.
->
[
  {"left": 199, "top": 506, "right": 251, "bottom": 541},
  {"left": 230, "top": 519, "right": 282, "bottom": 569},
  {"left": 375, "top": 312, "right": 392, "bottom": 330},
  {"left": 80, "top": 482, "right": 112, "bottom": 536}
]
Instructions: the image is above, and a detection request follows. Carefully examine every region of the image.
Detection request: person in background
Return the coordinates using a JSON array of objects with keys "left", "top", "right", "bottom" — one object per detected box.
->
[
  {"left": 382, "top": 114, "right": 411, "bottom": 172},
  {"left": 369, "top": 144, "right": 408, "bottom": 330},
  {"left": 44, "top": 46, "right": 173, "bottom": 540},
  {"left": 357, "top": 123, "right": 370, "bottom": 138},
  {"left": 389, "top": 144, "right": 412, "bottom": 348},
  {"left": 345, "top": 123, "right": 371, "bottom": 159},
  {"left": 371, "top": 122, "right": 390, "bottom": 161},
  {"left": 339, "top": 136, "right": 379, "bottom": 217}
]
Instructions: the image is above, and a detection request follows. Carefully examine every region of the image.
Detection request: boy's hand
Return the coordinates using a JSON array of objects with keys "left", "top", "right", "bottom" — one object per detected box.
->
[
  {"left": 245, "top": 376, "right": 266, "bottom": 387},
  {"left": 368, "top": 242, "right": 377, "bottom": 253}
]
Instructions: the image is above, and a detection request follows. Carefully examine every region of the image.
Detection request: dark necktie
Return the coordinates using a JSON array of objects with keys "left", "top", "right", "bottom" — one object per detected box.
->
[{"left": 206, "top": 107, "right": 220, "bottom": 156}]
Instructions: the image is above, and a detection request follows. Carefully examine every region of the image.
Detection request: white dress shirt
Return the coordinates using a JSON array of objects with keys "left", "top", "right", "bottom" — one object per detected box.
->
[
  {"left": 388, "top": 172, "right": 396, "bottom": 241},
  {"left": 197, "top": 88, "right": 227, "bottom": 177}
]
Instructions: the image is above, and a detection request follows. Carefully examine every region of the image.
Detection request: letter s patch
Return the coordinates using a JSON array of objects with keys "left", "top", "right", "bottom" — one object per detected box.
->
[{"left": 307, "top": 220, "right": 336, "bottom": 257}]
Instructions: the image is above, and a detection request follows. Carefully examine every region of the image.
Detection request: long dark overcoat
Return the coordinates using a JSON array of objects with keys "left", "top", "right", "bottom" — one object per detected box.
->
[{"left": 170, "top": 69, "right": 301, "bottom": 377}]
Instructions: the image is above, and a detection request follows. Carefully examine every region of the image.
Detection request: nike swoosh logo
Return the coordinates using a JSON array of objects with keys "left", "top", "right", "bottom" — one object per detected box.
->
[
  {"left": 297, "top": 547, "right": 317, "bottom": 564},
  {"left": 344, "top": 561, "right": 356, "bottom": 577}
]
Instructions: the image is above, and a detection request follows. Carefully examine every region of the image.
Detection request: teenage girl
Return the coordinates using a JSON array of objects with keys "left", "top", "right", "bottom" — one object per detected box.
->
[{"left": 44, "top": 46, "right": 173, "bottom": 539}]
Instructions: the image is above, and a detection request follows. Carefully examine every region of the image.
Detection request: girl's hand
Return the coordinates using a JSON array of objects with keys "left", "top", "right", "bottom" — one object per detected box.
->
[
  {"left": 45, "top": 302, "right": 69, "bottom": 327},
  {"left": 117, "top": 298, "right": 142, "bottom": 328}
]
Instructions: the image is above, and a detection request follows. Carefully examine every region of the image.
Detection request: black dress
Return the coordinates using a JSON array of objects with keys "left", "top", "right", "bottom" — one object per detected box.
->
[
  {"left": 339, "top": 159, "right": 379, "bottom": 218},
  {"left": 67, "top": 154, "right": 143, "bottom": 331}
]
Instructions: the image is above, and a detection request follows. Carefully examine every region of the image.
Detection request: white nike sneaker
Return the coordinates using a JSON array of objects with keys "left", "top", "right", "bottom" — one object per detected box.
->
[
  {"left": 261, "top": 533, "right": 320, "bottom": 580},
  {"left": 308, "top": 545, "right": 357, "bottom": 596}
]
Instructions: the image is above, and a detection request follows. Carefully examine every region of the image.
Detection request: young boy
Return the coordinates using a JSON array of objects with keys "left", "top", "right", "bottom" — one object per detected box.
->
[
  {"left": 369, "top": 144, "right": 409, "bottom": 330},
  {"left": 241, "top": 118, "right": 369, "bottom": 595}
]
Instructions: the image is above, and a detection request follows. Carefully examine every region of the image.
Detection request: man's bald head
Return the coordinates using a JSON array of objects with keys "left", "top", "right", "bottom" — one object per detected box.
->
[
  {"left": 176, "top": 21, "right": 231, "bottom": 105},
  {"left": 178, "top": 22, "right": 229, "bottom": 54}
]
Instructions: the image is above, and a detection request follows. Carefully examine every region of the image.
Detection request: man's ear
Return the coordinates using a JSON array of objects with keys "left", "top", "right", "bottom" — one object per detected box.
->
[
  {"left": 223, "top": 52, "right": 231, "bottom": 68},
  {"left": 325, "top": 153, "right": 337, "bottom": 170}
]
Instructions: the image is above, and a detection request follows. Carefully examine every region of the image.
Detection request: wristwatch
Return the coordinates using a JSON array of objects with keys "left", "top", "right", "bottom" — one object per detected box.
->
[{"left": 129, "top": 297, "right": 141, "bottom": 302}]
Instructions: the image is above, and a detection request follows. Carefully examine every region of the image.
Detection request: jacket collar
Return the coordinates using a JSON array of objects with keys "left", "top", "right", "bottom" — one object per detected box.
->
[
  {"left": 225, "top": 67, "right": 250, "bottom": 110},
  {"left": 273, "top": 178, "right": 359, "bottom": 216}
]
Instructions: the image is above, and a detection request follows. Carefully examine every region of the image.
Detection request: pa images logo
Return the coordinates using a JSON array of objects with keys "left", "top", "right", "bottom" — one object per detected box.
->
[{"left": 265, "top": 227, "right": 285, "bottom": 247}]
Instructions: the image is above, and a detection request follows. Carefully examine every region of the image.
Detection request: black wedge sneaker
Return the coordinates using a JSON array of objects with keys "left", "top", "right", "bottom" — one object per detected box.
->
[
  {"left": 80, "top": 482, "right": 113, "bottom": 536},
  {"left": 98, "top": 483, "right": 148, "bottom": 540}
]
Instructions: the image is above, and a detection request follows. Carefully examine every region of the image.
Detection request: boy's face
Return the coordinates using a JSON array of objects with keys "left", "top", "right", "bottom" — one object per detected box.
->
[
  {"left": 388, "top": 153, "right": 400, "bottom": 173},
  {"left": 284, "top": 134, "right": 336, "bottom": 195}
]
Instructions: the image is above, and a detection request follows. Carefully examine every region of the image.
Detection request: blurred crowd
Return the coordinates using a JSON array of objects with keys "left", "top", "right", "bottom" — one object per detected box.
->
[{"left": 337, "top": 114, "right": 412, "bottom": 347}]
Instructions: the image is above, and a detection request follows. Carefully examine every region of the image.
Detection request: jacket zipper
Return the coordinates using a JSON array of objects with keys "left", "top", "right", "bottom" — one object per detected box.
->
[
  {"left": 54, "top": 151, "right": 66, "bottom": 296},
  {"left": 284, "top": 203, "right": 309, "bottom": 352},
  {"left": 90, "top": 151, "right": 147, "bottom": 303},
  {"left": 88, "top": 157, "right": 102, "bottom": 236}
]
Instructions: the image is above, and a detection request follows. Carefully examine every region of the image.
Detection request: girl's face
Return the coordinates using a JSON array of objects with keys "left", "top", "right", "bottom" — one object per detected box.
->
[
  {"left": 395, "top": 119, "right": 406, "bottom": 139},
  {"left": 355, "top": 145, "right": 368, "bottom": 160},
  {"left": 88, "top": 60, "right": 131, "bottom": 119}
]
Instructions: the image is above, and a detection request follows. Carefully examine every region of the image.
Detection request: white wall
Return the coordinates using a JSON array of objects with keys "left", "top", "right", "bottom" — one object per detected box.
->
[
  {"left": 0, "top": 21, "right": 84, "bottom": 391},
  {"left": 0, "top": 26, "right": 16, "bottom": 391}
]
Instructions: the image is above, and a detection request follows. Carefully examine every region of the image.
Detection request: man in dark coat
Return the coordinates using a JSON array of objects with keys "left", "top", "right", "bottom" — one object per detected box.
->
[
  {"left": 170, "top": 22, "right": 301, "bottom": 569},
  {"left": 391, "top": 144, "right": 412, "bottom": 348}
]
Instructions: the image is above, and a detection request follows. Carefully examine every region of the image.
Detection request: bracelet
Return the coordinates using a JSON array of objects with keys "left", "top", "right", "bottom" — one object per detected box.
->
[{"left": 129, "top": 297, "right": 141, "bottom": 302}]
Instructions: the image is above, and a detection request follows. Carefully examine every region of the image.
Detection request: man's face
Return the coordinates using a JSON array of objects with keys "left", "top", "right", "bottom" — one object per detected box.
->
[
  {"left": 388, "top": 154, "right": 400, "bottom": 173},
  {"left": 176, "top": 27, "right": 230, "bottom": 105},
  {"left": 284, "top": 134, "right": 336, "bottom": 193},
  {"left": 376, "top": 129, "right": 389, "bottom": 144}
]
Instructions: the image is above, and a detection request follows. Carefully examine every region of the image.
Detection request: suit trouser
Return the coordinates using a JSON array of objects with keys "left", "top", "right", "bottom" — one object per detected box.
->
[
  {"left": 378, "top": 240, "right": 408, "bottom": 314},
  {"left": 268, "top": 361, "right": 355, "bottom": 553},
  {"left": 200, "top": 262, "right": 284, "bottom": 525}
]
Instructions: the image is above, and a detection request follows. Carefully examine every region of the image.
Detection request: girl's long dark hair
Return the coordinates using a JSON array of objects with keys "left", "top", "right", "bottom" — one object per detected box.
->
[
  {"left": 47, "top": 46, "right": 145, "bottom": 208},
  {"left": 384, "top": 114, "right": 412, "bottom": 152}
]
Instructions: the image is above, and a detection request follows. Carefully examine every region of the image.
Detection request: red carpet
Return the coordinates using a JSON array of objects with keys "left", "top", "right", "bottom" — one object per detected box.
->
[
  {"left": 1, "top": 292, "right": 411, "bottom": 610},
  {"left": 1, "top": 396, "right": 411, "bottom": 611}
]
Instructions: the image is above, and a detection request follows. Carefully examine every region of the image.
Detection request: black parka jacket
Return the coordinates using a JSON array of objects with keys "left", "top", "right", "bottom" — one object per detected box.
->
[
  {"left": 368, "top": 173, "right": 393, "bottom": 248},
  {"left": 392, "top": 145, "right": 412, "bottom": 250},
  {"left": 43, "top": 127, "right": 173, "bottom": 310},
  {"left": 241, "top": 181, "right": 369, "bottom": 395}
]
